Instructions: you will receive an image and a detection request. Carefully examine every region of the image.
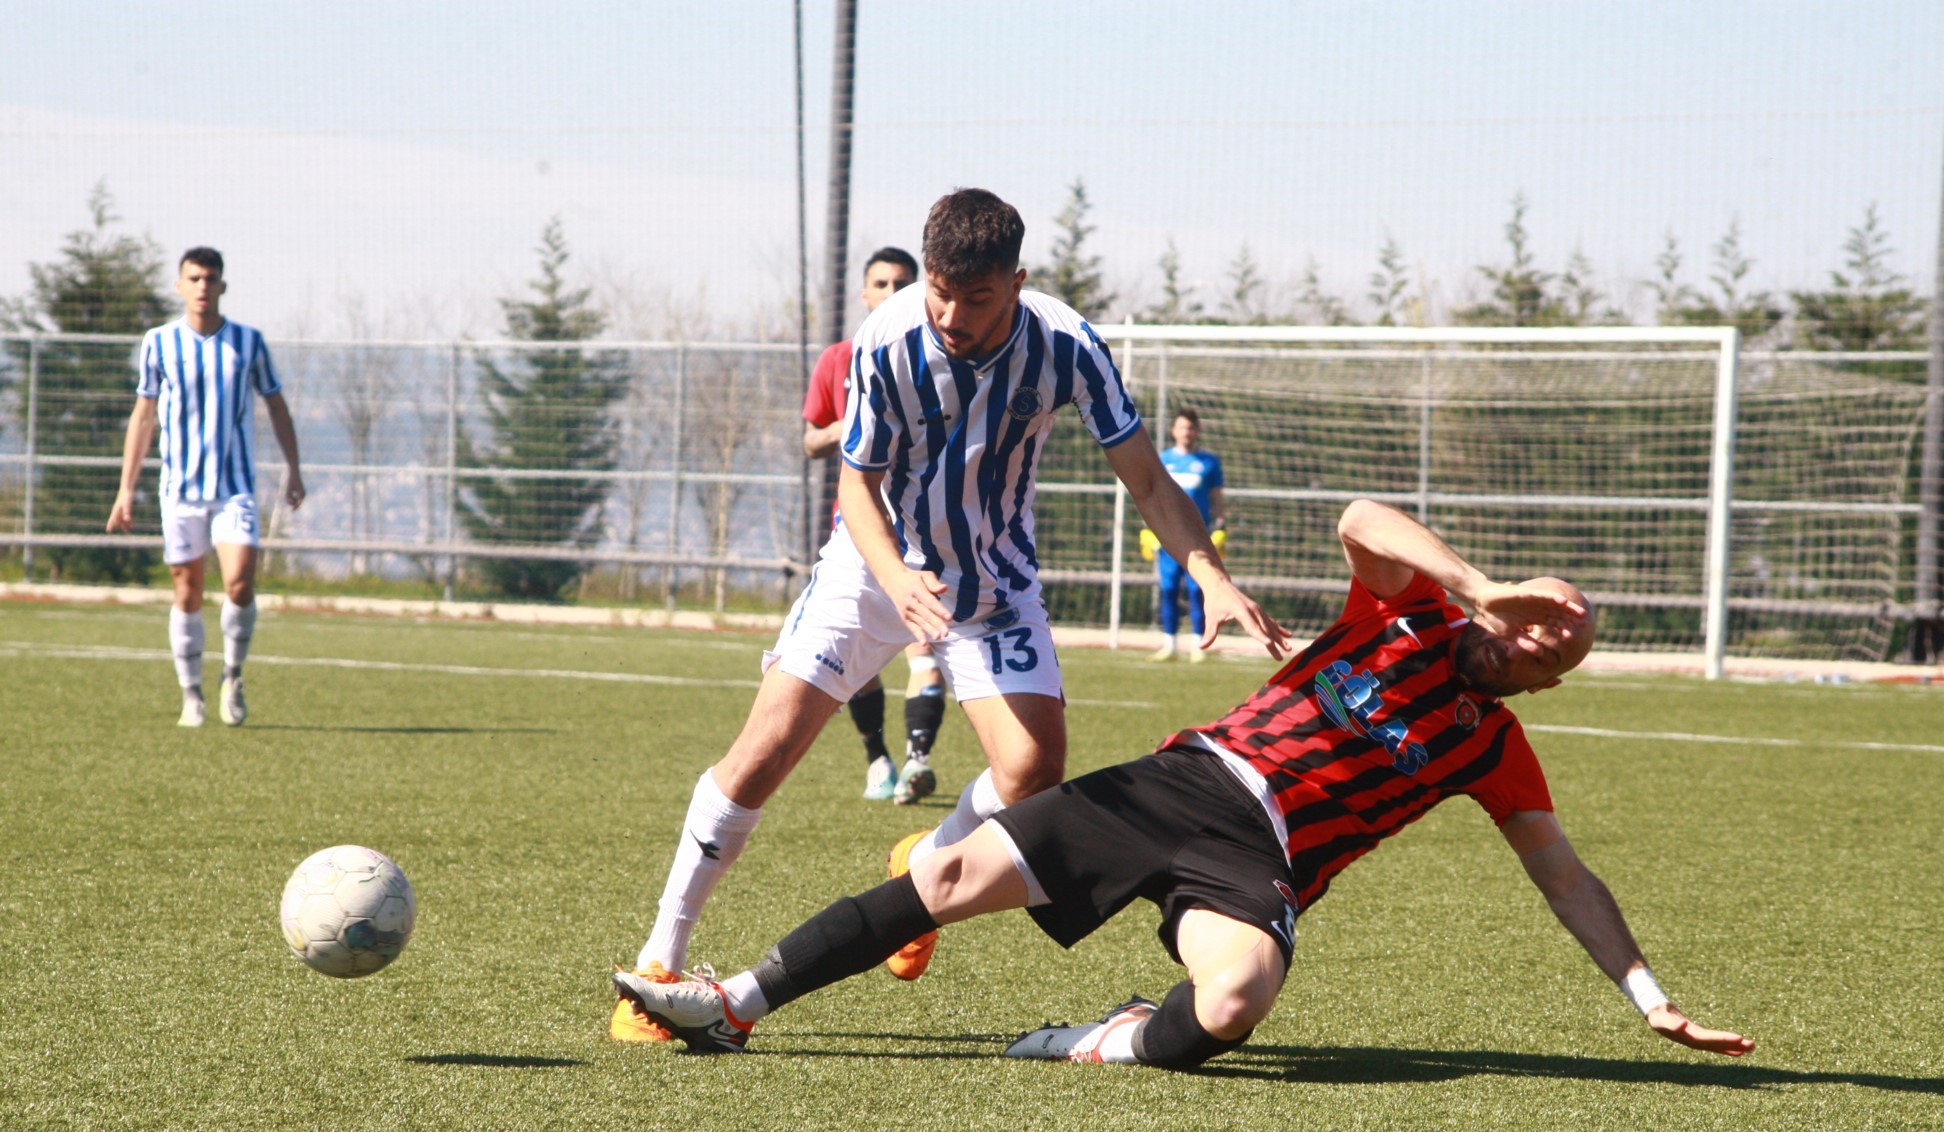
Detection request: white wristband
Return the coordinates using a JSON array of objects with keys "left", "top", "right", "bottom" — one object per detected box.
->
[{"left": 1622, "top": 967, "right": 1669, "bottom": 1016}]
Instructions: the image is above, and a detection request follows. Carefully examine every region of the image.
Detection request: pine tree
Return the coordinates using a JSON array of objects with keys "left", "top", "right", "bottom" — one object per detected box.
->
[
  {"left": 1367, "top": 235, "right": 1413, "bottom": 327},
  {"left": 1035, "top": 179, "right": 1116, "bottom": 321},
  {"left": 1222, "top": 245, "right": 1266, "bottom": 325},
  {"left": 1648, "top": 231, "right": 1700, "bottom": 325},
  {"left": 457, "top": 219, "right": 627, "bottom": 599},
  {"left": 1296, "top": 258, "right": 1349, "bottom": 326},
  {"left": 1142, "top": 238, "right": 1204, "bottom": 323},
  {"left": 1661, "top": 220, "right": 1783, "bottom": 343},
  {"left": 1790, "top": 204, "right": 1925, "bottom": 351},
  {"left": 4, "top": 183, "right": 170, "bottom": 582},
  {"left": 1456, "top": 194, "right": 1564, "bottom": 327}
]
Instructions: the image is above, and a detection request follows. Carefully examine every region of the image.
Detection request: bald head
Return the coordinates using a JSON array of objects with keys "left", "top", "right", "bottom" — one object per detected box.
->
[{"left": 1452, "top": 577, "right": 1596, "bottom": 697}]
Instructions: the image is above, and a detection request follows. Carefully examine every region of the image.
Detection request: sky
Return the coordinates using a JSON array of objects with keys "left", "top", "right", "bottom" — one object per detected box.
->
[{"left": 3, "top": 0, "right": 1941, "bottom": 340}]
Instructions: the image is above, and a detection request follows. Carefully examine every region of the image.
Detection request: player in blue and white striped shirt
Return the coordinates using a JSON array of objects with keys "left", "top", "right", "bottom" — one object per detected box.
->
[
  {"left": 616, "top": 192, "right": 1289, "bottom": 1035},
  {"left": 107, "top": 247, "right": 305, "bottom": 729}
]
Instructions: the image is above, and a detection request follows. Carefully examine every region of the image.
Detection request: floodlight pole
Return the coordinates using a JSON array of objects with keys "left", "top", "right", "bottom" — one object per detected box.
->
[
  {"left": 821, "top": 0, "right": 857, "bottom": 350},
  {"left": 794, "top": 0, "right": 815, "bottom": 587},
  {"left": 1912, "top": 124, "right": 1944, "bottom": 662}
]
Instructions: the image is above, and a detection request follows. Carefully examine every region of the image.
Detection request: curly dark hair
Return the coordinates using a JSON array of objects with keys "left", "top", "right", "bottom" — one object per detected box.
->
[{"left": 921, "top": 189, "right": 1024, "bottom": 284}]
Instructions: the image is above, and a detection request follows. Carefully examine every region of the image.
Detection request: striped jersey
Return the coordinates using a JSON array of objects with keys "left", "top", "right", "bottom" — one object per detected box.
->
[
  {"left": 1164, "top": 572, "right": 1553, "bottom": 912},
  {"left": 839, "top": 286, "right": 1142, "bottom": 621},
  {"left": 136, "top": 318, "right": 282, "bottom": 503}
]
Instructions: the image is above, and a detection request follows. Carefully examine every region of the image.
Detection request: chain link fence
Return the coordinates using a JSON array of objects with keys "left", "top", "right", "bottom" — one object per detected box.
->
[{"left": 0, "top": 330, "right": 1933, "bottom": 662}]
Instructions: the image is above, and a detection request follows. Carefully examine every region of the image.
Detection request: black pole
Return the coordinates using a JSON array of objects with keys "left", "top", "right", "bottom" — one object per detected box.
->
[
  {"left": 1913, "top": 117, "right": 1944, "bottom": 661},
  {"left": 821, "top": 0, "right": 858, "bottom": 350},
  {"left": 793, "top": 0, "right": 815, "bottom": 586}
]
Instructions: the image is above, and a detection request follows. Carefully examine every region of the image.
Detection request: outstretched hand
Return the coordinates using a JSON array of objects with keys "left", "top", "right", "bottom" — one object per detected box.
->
[
  {"left": 1647, "top": 1004, "right": 1754, "bottom": 1057},
  {"left": 1199, "top": 579, "right": 1292, "bottom": 660}
]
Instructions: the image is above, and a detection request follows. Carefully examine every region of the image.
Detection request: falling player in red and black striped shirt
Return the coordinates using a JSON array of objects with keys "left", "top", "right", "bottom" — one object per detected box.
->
[{"left": 614, "top": 499, "right": 1755, "bottom": 1068}]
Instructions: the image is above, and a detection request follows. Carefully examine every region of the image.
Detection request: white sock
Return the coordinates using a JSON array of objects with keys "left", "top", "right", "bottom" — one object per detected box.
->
[
  {"left": 637, "top": 768, "right": 763, "bottom": 972},
  {"left": 718, "top": 971, "right": 770, "bottom": 1023},
  {"left": 169, "top": 607, "right": 204, "bottom": 691},
  {"left": 906, "top": 768, "right": 1004, "bottom": 870},
  {"left": 221, "top": 599, "right": 257, "bottom": 673}
]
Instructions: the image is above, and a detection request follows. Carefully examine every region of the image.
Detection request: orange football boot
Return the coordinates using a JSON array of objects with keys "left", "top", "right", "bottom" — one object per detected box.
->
[
  {"left": 885, "top": 831, "right": 938, "bottom": 980},
  {"left": 609, "top": 961, "right": 680, "bottom": 1041}
]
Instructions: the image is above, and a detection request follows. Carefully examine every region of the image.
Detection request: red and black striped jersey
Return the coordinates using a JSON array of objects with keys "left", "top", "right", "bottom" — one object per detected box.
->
[{"left": 1160, "top": 572, "right": 1552, "bottom": 911}]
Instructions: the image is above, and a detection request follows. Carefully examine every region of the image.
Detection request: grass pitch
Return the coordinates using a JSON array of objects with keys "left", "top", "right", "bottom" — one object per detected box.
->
[{"left": 1, "top": 600, "right": 1940, "bottom": 1131}]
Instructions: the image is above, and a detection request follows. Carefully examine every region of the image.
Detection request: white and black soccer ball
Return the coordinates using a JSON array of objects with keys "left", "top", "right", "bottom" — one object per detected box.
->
[{"left": 278, "top": 845, "right": 416, "bottom": 978}]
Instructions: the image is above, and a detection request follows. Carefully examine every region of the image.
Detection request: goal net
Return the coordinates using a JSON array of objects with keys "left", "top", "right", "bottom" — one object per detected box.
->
[{"left": 1032, "top": 326, "right": 1927, "bottom": 667}]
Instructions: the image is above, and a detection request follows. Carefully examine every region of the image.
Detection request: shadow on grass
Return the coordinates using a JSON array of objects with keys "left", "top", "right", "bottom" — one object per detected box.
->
[
  {"left": 1193, "top": 1044, "right": 1944, "bottom": 1095},
  {"left": 251, "top": 725, "right": 558, "bottom": 735},
  {"left": 766, "top": 1035, "right": 1942, "bottom": 1094},
  {"left": 406, "top": 1053, "right": 585, "bottom": 1068}
]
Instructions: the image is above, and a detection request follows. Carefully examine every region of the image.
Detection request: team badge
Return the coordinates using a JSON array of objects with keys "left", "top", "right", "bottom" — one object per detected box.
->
[
  {"left": 1007, "top": 387, "right": 1043, "bottom": 420},
  {"left": 1454, "top": 694, "right": 1481, "bottom": 730}
]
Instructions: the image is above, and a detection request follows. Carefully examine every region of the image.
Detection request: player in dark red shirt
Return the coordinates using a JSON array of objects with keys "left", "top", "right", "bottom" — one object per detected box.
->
[
  {"left": 615, "top": 500, "right": 1754, "bottom": 1068},
  {"left": 798, "top": 247, "right": 957, "bottom": 808}
]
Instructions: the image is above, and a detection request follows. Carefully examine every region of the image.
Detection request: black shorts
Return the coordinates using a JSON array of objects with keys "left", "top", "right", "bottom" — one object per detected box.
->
[{"left": 990, "top": 744, "right": 1298, "bottom": 967}]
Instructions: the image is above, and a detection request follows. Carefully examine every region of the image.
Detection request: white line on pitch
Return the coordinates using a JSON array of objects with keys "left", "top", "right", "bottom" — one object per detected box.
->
[
  {"left": 0, "top": 641, "right": 753, "bottom": 688},
  {"left": 0, "top": 640, "right": 1156, "bottom": 707},
  {"left": 1525, "top": 722, "right": 1944, "bottom": 755}
]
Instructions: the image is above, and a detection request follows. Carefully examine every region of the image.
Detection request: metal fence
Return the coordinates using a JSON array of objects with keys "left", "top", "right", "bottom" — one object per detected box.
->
[{"left": 0, "top": 329, "right": 1933, "bottom": 666}]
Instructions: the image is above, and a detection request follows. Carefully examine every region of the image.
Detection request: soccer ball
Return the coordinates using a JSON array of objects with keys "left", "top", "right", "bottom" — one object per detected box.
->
[{"left": 278, "top": 845, "right": 416, "bottom": 978}]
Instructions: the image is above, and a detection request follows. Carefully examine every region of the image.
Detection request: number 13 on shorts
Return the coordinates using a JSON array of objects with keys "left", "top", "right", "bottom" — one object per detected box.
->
[{"left": 981, "top": 626, "right": 1039, "bottom": 674}]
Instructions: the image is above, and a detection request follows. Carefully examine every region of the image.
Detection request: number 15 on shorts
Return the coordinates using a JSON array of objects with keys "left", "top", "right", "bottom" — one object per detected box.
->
[{"left": 982, "top": 626, "right": 1039, "bottom": 674}]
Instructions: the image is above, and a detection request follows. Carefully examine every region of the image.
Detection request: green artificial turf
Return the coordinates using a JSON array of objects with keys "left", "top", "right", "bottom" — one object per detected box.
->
[{"left": 1, "top": 602, "right": 1939, "bottom": 1130}]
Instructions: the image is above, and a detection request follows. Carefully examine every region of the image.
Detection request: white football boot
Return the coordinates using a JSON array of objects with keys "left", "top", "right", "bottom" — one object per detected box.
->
[
  {"left": 178, "top": 688, "right": 206, "bottom": 728},
  {"left": 1004, "top": 996, "right": 1158, "bottom": 1062},
  {"left": 219, "top": 675, "right": 248, "bottom": 726}
]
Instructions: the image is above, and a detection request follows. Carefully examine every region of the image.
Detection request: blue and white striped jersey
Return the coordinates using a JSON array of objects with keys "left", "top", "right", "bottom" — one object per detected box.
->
[
  {"left": 840, "top": 286, "right": 1142, "bottom": 621},
  {"left": 136, "top": 318, "right": 282, "bottom": 503}
]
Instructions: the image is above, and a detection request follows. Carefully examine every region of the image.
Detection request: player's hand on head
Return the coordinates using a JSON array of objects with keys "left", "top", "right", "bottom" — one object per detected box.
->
[
  {"left": 1646, "top": 1004, "right": 1754, "bottom": 1057},
  {"left": 1473, "top": 581, "right": 1586, "bottom": 638},
  {"left": 891, "top": 568, "right": 952, "bottom": 643}
]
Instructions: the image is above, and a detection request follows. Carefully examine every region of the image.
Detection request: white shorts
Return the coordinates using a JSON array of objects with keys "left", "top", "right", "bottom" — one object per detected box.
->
[
  {"left": 161, "top": 494, "right": 261, "bottom": 566},
  {"left": 765, "top": 554, "right": 1062, "bottom": 705}
]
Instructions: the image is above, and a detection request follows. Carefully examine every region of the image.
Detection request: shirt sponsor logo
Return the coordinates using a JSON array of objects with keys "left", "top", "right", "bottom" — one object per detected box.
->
[{"left": 1314, "top": 660, "right": 1431, "bottom": 775}]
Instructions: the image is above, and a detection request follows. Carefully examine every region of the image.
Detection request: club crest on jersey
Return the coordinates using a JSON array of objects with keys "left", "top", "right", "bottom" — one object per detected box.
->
[
  {"left": 1006, "top": 387, "right": 1043, "bottom": 420},
  {"left": 1454, "top": 694, "right": 1482, "bottom": 730},
  {"left": 1314, "top": 660, "right": 1431, "bottom": 775}
]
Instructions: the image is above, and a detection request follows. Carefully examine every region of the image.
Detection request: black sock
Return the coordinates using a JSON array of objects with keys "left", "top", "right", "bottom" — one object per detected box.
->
[
  {"left": 1130, "top": 979, "right": 1253, "bottom": 1068},
  {"left": 848, "top": 686, "right": 888, "bottom": 761},
  {"left": 904, "top": 684, "right": 946, "bottom": 759},
  {"left": 750, "top": 873, "right": 937, "bottom": 1011}
]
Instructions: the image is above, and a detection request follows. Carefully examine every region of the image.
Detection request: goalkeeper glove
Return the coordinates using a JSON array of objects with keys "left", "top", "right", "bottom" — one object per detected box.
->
[
  {"left": 1138, "top": 528, "right": 1160, "bottom": 562},
  {"left": 1211, "top": 528, "right": 1227, "bottom": 556}
]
